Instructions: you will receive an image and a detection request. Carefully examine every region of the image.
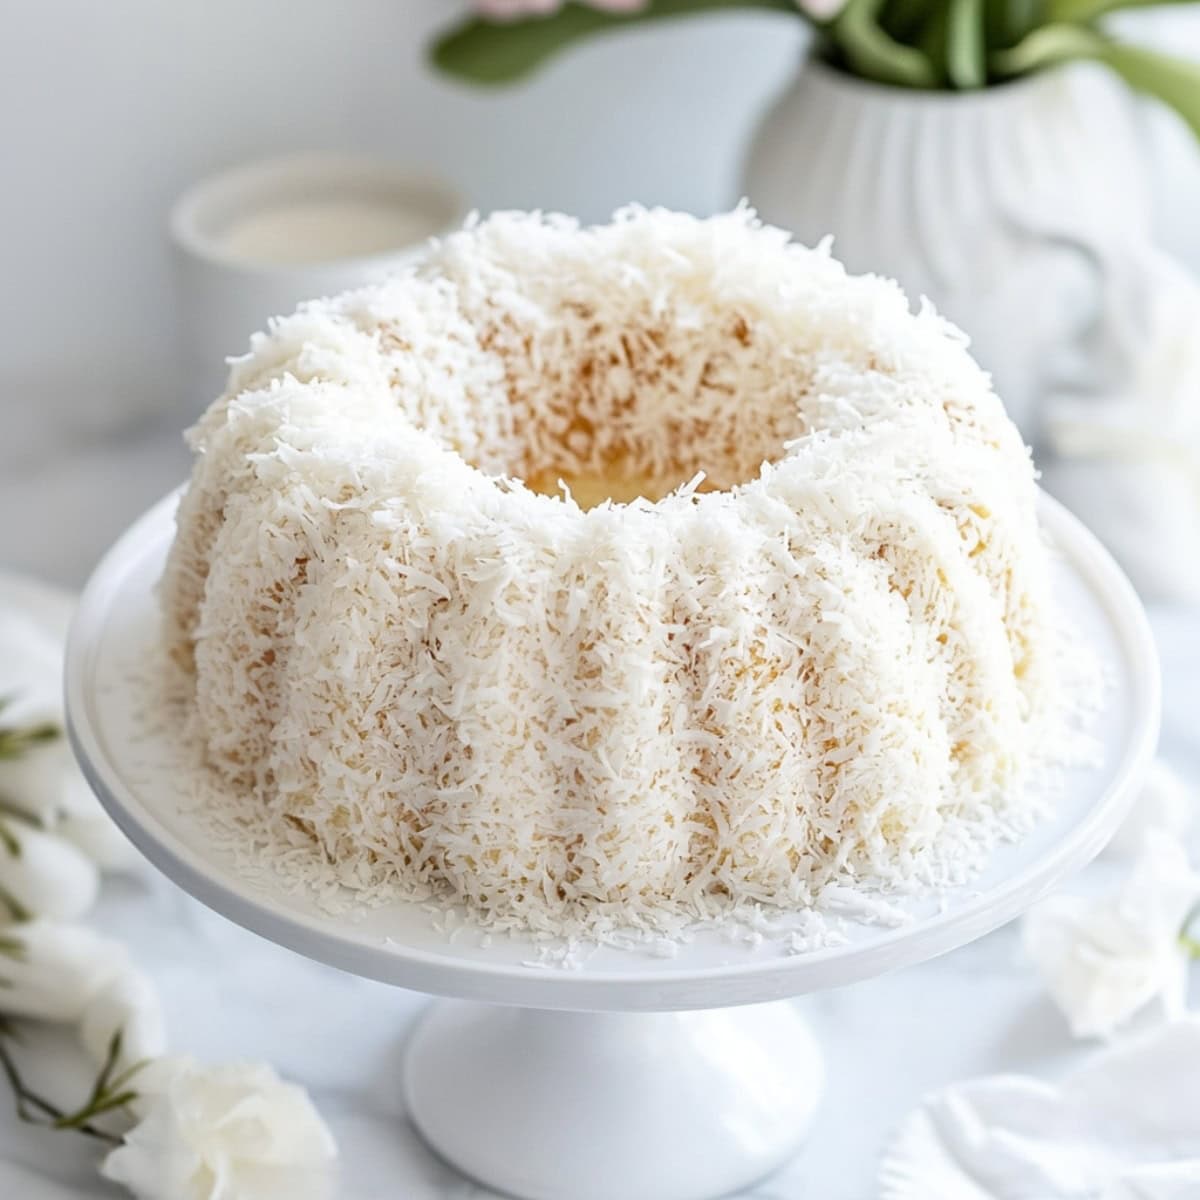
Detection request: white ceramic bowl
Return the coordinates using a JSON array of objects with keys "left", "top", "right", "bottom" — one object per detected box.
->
[{"left": 170, "top": 153, "right": 466, "bottom": 414}]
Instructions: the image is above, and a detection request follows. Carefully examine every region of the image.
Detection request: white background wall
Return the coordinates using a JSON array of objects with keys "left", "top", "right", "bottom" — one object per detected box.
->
[
  {"left": 1, "top": 0, "right": 1197, "bottom": 445},
  {"left": 0, "top": 1, "right": 800, "bottom": 440}
]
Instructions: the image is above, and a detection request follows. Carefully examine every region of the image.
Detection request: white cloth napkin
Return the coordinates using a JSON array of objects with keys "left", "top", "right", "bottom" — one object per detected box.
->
[
  {"left": 879, "top": 1018, "right": 1200, "bottom": 1200},
  {"left": 1040, "top": 248, "right": 1200, "bottom": 604}
]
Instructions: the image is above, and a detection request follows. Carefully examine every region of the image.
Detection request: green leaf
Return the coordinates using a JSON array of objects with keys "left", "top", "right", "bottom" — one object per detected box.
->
[
  {"left": 1046, "top": 0, "right": 1197, "bottom": 23},
  {"left": 0, "top": 715, "right": 61, "bottom": 763},
  {"left": 945, "top": 0, "right": 987, "bottom": 87},
  {"left": 992, "top": 27, "right": 1200, "bottom": 143},
  {"left": 833, "top": 0, "right": 940, "bottom": 86},
  {"left": 1097, "top": 40, "right": 1200, "bottom": 142},
  {"left": 0, "top": 820, "right": 19, "bottom": 858},
  {"left": 879, "top": 0, "right": 939, "bottom": 43},
  {"left": 0, "top": 798, "right": 44, "bottom": 828},
  {"left": 0, "top": 885, "right": 30, "bottom": 924},
  {"left": 106, "top": 1057, "right": 151, "bottom": 1098},
  {"left": 913, "top": 0, "right": 951, "bottom": 82},
  {"left": 87, "top": 1031, "right": 124, "bottom": 1111},
  {"left": 0, "top": 933, "right": 25, "bottom": 962},
  {"left": 0, "top": 1023, "right": 128, "bottom": 1145},
  {"left": 984, "top": 0, "right": 1043, "bottom": 52},
  {"left": 54, "top": 1090, "right": 139, "bottom": 1130},
  {"left": 990, "top": 21, "right": 1103, "bottom": 74},
  {"left": 431, "top": 0, "right": 797, "bottom": 85}
]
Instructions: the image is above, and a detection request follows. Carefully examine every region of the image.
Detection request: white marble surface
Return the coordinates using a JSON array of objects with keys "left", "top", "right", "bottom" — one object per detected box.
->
[{"left": 1, "top": 429, "right": 1198, "bottom": 1199}]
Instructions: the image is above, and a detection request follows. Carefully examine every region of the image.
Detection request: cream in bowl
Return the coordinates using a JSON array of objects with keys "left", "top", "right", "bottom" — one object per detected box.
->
[{"left": 170, "top": 154, "right": 466, "bottom": 410}]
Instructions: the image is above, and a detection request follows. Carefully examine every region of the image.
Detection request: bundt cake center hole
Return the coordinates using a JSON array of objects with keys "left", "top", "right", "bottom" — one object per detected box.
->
[
  {"left": 508, "top": 315, "right": 808, "bottom": 510},
  {"left": 523, "top": 469, "right": 721, "bottom": 510}
]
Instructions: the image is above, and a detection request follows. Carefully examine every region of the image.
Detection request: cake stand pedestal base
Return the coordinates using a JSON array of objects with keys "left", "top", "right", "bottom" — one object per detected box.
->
[{"left": 403, "top": 999, "right": 824, "bottom": 1200}]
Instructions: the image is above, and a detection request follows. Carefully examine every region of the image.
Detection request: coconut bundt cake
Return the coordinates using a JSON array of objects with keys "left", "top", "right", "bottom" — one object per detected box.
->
[{"left": 162, "top": 206, "right": 1063, "bottom": 936}]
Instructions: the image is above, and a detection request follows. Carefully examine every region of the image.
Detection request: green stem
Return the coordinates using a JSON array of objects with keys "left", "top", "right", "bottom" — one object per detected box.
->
[
  {"left": 945, "top": 0, "right": 987, "bottom": 87},
  {"left": 54, "top": 1090, "right": 139, "bottom": 1131},
  {"left": 992, "top": 26, "right": 1200, "bottom": 143},
  {"left": 915, "top": 0, "right": 950, "bottom": 84},
  {"left": 1095, "top": 39, "right": 1200, "bottom": 143},
  {"left": 1046, "top": 0, "right": 1198, "bottom": 22},
  {"left": 0, "top": 1032, "right": 58, "bottom": 1123},
  {"left": 990, "top": 21, "right": 1102, "bottom": 74},
  {"left": 0, "top": 932, "right": 27, "bottom": 962},
  {"left": 984, "top": 0, "right": 1041, "bottom": 51},
  {"left": 0, "top": 885, "right": 31, "bottom": 924},
  {"left": 833, "top": 0, "right": 940, "bottom": 87},
  {"left": 0, "top": 818, "right": 20, "bottom": 858},
  {"left": 0, "top": 797, "right": 42, "bottom": 826},
  {"left": 0, "top": 1025, "right": 129, "bottom": 1147},
  {"left": 0, "top": 722, "right": 60, "bottom": 762},
  {"left": 879, "top": 0, "right": 939, "bottom": 44}
]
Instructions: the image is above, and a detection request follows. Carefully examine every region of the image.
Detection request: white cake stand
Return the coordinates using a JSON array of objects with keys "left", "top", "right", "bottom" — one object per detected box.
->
[{"left": 65, "top": 490, "right": 1159, "bottom": 1200}]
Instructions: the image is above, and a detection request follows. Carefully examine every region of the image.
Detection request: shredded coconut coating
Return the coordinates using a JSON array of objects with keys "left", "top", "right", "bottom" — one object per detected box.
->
[{"left": 161, "top": 206, "right": 1062, "bottom": 936}]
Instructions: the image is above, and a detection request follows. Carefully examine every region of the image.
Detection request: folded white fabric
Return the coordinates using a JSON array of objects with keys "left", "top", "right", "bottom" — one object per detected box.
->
[
  {"left": 1040, "top": 248, "right": 1200, "bottom": 604},
  {"left": 1103, "top": 1163, "right": 1200, "bottom": 1200},
  {"left": 879, "top": 1019, "right": 1200, "bottom": 1200}
]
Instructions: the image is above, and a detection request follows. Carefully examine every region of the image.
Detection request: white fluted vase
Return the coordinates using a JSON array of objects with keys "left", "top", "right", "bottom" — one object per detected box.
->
[{"left": 741, "top": 59, "right": 1153, "bottom": 441}]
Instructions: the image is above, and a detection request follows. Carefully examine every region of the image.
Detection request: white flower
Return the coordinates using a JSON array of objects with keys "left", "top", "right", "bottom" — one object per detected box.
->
[
  {"left": 0, "top": 728, "right": 140, "bottom": 875},
  {"left": 57, "top": 812, "right": 140, "bottom": 872},
  {"left": 0, "top": 920, "right": 129, "bottom": 1023},
  {"left": 59, "top": 768, "right": 143, "bottom": 873},
  {"left": 0, "top": 610, "right": 69, "bottom": 822},
  {"left": 0, "top": 605, "right": 137, "bottom": 874},
  {"left": 0, "top": 610, "right": 62, "bottom": 730},
  {"left": 1105, "top": 760, "right": 1195, "bottom": 859},
  {"left": 102, "top": 1058, "right": 337, "bottom": 1200},
  {"left": 0, "top": 817, "right": 99, "bottom": 922},
  {"left": 1024, "top": 832, "right": 1200, "bottom": 1039},
  {"left": 80, "top": 967, "right": 168, "bottom": 1075},
  {"left": 0, "top": 739, "right": 75, "bottom": 825}
]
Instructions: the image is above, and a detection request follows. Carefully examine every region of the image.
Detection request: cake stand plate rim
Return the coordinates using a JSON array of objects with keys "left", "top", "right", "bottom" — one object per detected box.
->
[{"left": 64, "top": 487, "right": 1160, "bottom": 1011}]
